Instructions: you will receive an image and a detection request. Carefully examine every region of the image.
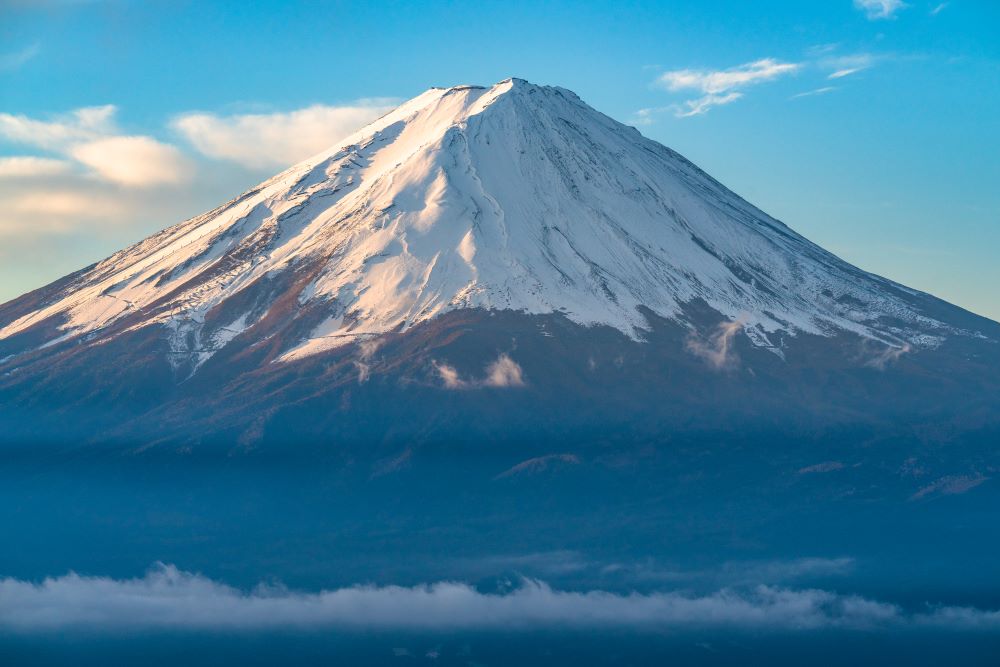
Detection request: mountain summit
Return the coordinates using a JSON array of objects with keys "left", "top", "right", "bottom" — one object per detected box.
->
[{"left": 0, "top": 79, "right": 997, "bottom": 457}]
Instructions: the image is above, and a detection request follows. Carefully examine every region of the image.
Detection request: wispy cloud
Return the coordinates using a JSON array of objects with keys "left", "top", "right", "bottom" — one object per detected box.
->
[
  {"left": 657, "top": 59, "right": 802, "bottom": 94},
  {"left": 0, "top": 43, "right": 40, "bottom": 71},
  {"left": 434, "top": 354, "right": 527, "bottom": 389},
  {"left": 854, "top": 0, "right": 908, "bottom": 20},
  {"left": 862, "top": 341, "right": 911, "bottom": 369},
  {"left": 354, "top": 338, "right": 382, "bottom": 383},
  {"left": 911, "top": 474, "right": 988, "bottom": 500},
  {"left": 4, "top": 563, "right": 1000, "bottom": 633},
  {"left": 791, "top": 86, "right": 837, "bottom": 100},
  {"left": 654, "top": 59, "right": 801, "bottom": 117},
  {"left": 673, "top": 92, "right": 744, "bottom": 118},
  {"left": 798, "top": 461, "right": 845, "bottom": 474},
  {"left": 686, "top": 320, "right": 743, "bottom": 369},
  {"left": 434, "top": 361, "right": 467, "bottom": 389},
  {"left": 930, "top": 2, "right": 949, "bottom": 15},
  {"left": 171, "top": 100, "right": 397, "bottom": 169},
  {"left": 641, "top": 47, "right": 889, "bottom": 121},
  {"left": 495, "top": 454, "right": 580, "bottom": 480},
  {"left": 824, "top": 53, "right": 877, "bottom": 79}
]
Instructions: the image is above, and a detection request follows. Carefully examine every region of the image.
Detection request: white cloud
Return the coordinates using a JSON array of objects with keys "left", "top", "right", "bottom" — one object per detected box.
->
[
  {"left": 172, "top": 100, "right": 397, "bottom": 169},
  {"left": 930, "top": 2, "right": 949, "bottom": 15},
  {"left": 0, "top": 106, "right": 190, "bottom": 188},
  {"left": 434, "top": 361, "right": 467, "bottom": 389},
  {"left": 655, "top": 59, "right": 801, "bottom": 117},
  {"left": 0, "top": 43, "right": 40, "bottom": 71},
  {"left": 3, "top": 563, "right": 1000, "bottom": 633},
  {"left": 674, "top": 92, "right": 744, "bottom": 118},
  {"left": 69, "top": 136, "right": 190, "bottom": 187},
  {"left": 0, "top": 105, "right": 117, "bottom": 151},
  {"left": 0, "top": 156, "right": 71, "bottom": 178},
  {"left": 354, "top": 338, "right": 382, "bottom": 383},
  {"left": 862, "top": 341, "right": 911, "bottom": 369},
  {"left": 658, "top": 59, "right": 802, "bottom": 95},
  {"left": 484, "top": 353, "right": 525, "bottom": 387},
  {"left": 829, "top": 69, "right": 861, "bottom": 79},
  {"left": 644, "top": 49, "right": 887, "bottom": 121},
  {"left": 686, "top": 320, "right": 743, "bottom": 369},
  {"left": 824, "top": 53, "right": 876, "bottom": 79},
  {"left": 854, "top": 0, "right": 908, "bottom": 20},
  {"left": 791, "top": 87, "right": 837, "bottom": 100},
  {"left": 435, "top": 354, "right": 527, "bottom": 389}
]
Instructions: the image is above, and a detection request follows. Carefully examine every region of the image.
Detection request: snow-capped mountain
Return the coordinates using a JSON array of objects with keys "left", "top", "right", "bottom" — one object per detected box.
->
[
  {"left": 1, "top": 79, "right": 997, "bottom": 458},
  {"left": 0, "top": 79, "right": 978, "bottom": 374}
]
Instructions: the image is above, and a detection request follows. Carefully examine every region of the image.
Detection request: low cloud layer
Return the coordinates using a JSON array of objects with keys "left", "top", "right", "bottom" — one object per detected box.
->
[{"left": 3, "top": 564, "right": 1000, "bottom": 634}]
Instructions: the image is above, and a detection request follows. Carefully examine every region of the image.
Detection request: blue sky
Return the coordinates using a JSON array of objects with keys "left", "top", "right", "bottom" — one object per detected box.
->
[{"left": 1, "top": 0, "right": 998, "bottom": 320}]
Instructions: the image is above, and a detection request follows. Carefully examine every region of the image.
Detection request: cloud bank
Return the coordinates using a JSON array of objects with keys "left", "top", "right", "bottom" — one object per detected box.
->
[{"left": 3, "top": 564, "right": 1000, "bottom": 634}]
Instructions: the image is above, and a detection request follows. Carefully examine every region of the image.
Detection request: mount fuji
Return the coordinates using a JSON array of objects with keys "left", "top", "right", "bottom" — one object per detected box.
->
[{"left": 0, "top": 79, "right": 997, "bottom": 473}]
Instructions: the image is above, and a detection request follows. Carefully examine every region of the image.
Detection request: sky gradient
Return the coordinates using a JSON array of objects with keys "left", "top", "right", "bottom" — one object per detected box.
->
[{"left": 1, "top": 0, "right": 998, "bottom": 320}]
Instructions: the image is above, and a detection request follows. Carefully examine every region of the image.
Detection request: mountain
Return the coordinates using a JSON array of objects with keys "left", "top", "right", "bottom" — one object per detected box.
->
[{"left": 1, "top": 79, "right": 998, "bottom": 480}]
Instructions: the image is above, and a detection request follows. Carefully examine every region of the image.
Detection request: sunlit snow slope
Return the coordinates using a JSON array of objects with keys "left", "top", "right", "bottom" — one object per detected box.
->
[{"left": 0, "top": 79, "right": 971, "bottom": 371}]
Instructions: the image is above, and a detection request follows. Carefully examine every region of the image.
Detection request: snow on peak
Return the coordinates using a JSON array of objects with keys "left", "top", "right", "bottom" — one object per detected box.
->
[{"left": 1, "top": 78, "right": 943, "bottom": 368}]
